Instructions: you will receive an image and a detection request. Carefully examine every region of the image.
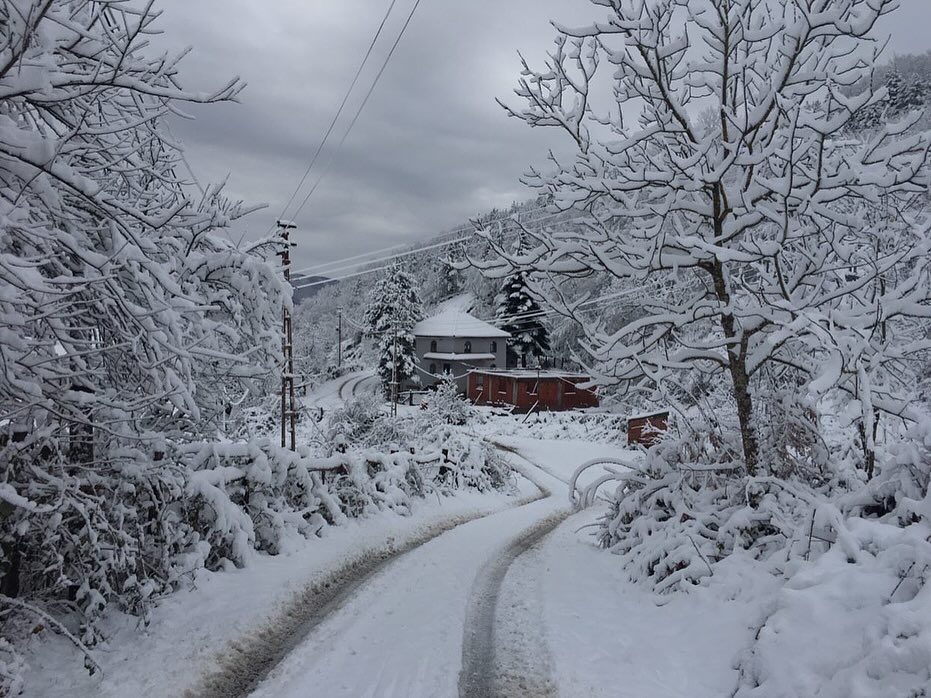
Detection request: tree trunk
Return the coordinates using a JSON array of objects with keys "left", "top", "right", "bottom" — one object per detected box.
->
[
  {"left": 727, "top": 351, "right": 760, "bottom": 476},
  {"left": 710, "top": 260, "right": 761, "bottom": 476}
]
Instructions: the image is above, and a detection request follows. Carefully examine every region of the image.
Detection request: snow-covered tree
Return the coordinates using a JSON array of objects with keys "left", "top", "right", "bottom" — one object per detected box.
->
[
  {"left": 482, "top": 0, "right": 931, "bottom": 477},
  {"left": 848, "top": 71, "right": 930, "bottom": 133},
  {"left": 496, "top": 272, "right": 550, "bottom": 368},
  {"left": 363, "top": 266, "right": 424, "bottom": 396},
  {"left": 0, "top": 0, "right": 284, "bottom": 648}
]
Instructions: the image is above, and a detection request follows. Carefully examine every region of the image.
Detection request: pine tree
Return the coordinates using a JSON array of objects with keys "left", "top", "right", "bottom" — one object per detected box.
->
[
  {"left": 848, "top": 71, "right": 930, "bottom": 133},
  {"left": 496, "top": 273, "right": 550, "bottom": 368},
  {"left": 364, "top": 266, "right": 424, "bottom": 396}
]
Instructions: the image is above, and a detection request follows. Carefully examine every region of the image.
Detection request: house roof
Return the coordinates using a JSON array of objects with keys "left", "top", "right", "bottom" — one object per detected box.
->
[{"left": 413, "top": 311, "right": 510, "bottom": 339}]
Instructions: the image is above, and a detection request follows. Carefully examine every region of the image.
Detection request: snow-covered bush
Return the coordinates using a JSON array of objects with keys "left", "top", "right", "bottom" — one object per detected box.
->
[
  {"left": 732, "top": 513, "right": 931, "bottom": 697},
  {"left": 422, "top": 376, "right": 473, "bottom": 426},
  {"left": 590, "top": 427, "right": 801, "bottom": 593},
  {"left": 0, "top": 637, "right": 25, "bottom": 698},
  {"left": 326, "top": 395, "right": 388, "bottom": 448}
]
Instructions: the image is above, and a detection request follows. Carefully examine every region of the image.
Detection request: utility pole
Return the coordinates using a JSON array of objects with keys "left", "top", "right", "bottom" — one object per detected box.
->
[
  {"left": 390, "top": 323, "right": 398, "bottom": 418},
  {"left": 337, "top": 306, "right": 342, "bottom": 369},
  {"left": 277, "top": 219, "right": 298, "bottom": 451}
]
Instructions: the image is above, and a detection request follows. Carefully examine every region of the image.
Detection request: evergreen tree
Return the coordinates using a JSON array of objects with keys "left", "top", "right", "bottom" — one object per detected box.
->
[
  {"left": 364, "top": 266, "right": 424, "bottom": 396},
  {"left": 496, "top": 273, "right": 550, "bottom": 368},
  {"left": 848, "top": 71, "right": 930, "bottom": 132}
]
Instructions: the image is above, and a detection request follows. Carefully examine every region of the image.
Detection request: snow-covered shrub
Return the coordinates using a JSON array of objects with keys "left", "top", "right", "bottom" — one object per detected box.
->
[
  {"left": 419, "top": 426, "right": 514, "bottom": 494},
  {"left": 732, "top": 515, "right": 931, "bottom": 697},
  {"left": 423, "top": 376, "right": 473, "bottom": 426},
  {"left": 324, "top": 394, "right": 417, "bottom": 450},
  {"left": 841, "top": 415, "right": 931, "bottom": 523},
  {"left": 326, "top": 395, "right": 386, "bottom": 447},
  {"left": 591, "top": 426, "right": 808, "bottom": 593},
  {"left": 0, "top": 636, "right": 25, "bottom": 697}
]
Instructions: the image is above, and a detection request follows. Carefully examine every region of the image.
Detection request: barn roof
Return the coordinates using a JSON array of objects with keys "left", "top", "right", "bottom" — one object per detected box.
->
[
  {"left": 413, "top": 311, "right": 510, "bottom": 339},
  {"left": 471, "top": 369, "right": 591, "bottom": 380}
]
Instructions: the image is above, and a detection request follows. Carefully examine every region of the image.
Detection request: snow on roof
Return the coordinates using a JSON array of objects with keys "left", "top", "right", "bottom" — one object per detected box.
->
[
  {"left": 471, "top": 369, "right": 591, "bottom": 380},
  {"left": 413, "top": 311, "right": 510, "bottom": 339}
]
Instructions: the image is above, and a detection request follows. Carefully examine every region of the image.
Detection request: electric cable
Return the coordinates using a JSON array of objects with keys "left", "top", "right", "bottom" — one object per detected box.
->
[
  {"left": 288, "top": 205, "right": 583, "bottom": 286},
  {"left": 288, "top": 203, "right": 555, "bottom": 279},
  {"left": 288, "top": 0, "right": 425, "bottom": 222},
  {"left": 268, "top": 0, "right": 401, "bottom": 234}
]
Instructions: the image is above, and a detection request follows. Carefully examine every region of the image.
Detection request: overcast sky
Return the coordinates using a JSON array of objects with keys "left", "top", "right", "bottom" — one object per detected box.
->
[{"left": 154, "top": 0, "right": 931, "bottom": 271}]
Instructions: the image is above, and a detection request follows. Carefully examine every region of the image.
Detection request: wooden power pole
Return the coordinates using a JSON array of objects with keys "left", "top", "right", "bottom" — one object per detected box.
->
[
  {"left": 277, "top": 220, "right": 298, "bottom": 451},
  {"left": 390, "top": 323, "right": 398, "bottom": 418}
]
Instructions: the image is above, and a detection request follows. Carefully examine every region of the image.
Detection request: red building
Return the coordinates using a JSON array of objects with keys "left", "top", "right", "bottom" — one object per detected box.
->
[
  {"left": 467, "top": 369, "right": 599, "bottom": 412},
  {"left": 627, "top": 410, "right": 669, "bottom": 447}
]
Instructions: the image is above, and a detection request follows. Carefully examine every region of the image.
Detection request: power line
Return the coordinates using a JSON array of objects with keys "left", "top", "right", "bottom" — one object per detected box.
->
[
  {"left": 289, "top": 211, "right": 597, "bottom": 291},
  {"left": 297, "top": 240, "right": 413, "bottom": 275},
  {"left": 343, "top": 286, "right": 647, "bottom": 339},
  {"left": 289, "top": 203, "right": 556, "bottom": 278},
  {"left": 288, "top": 0, "right": 425, "bottom": 222},
  {"left": 293, "top": 234, "right": 475, "bottom": 285},
  {"left": 289, "top": 205, "right": 578, "bottom": 284},
  {"left": 273, "top": 0, "right": 401, "bottom": 230}
]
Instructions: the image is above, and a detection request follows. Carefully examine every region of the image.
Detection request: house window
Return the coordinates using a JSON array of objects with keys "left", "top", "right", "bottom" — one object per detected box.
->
[
  {"left": 464, "top": 341, "right": 472, "bottom": 354},
  {"left": 490, "top": 341, "right": 497, "bottom": 353},
  {"left": 429, "top": 363, "right": 437, "bottom": 375},
  {"left": 430, "top": 339, "right": 437, "bottom": 353},
  {"left": 443, "top": 363, "right": 451, "bottom": 374}
]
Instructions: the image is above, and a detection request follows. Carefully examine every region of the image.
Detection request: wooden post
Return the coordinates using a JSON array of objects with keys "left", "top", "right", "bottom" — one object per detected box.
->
[
  {"left": 391, "top": 324, "right": 398, "bottom": 418},
  {"left": 277, "top": 220, "right": 298, "bottom": 451}
]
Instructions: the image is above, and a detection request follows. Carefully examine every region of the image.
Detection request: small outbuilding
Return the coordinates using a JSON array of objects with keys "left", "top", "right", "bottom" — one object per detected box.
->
[
  {"left": 626, "top": 410, "right": 669, "bottom": 447},
  {"left": 467, "top": 369, "right": 599, "bottom": 412}
]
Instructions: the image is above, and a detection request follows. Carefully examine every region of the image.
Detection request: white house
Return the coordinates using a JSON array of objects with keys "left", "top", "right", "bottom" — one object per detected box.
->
[{"left": 410, "top": 311, "right": 510, "bottom": 392}]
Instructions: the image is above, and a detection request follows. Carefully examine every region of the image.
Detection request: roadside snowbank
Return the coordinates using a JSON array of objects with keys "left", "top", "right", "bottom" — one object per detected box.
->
[{"left": 532, "top": 507, "right": 774, "bottom": 698}]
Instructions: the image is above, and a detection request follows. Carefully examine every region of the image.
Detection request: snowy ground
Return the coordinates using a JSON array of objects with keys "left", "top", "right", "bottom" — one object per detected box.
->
[
  {"left": 21, "top": 486, "right": 534, "bottom": 698},
  {"left": 487, "top": 438, "right": 770, "bottom": 698},
  {"left": 21, "top": 423, "right": 785, "bottom": 698}
]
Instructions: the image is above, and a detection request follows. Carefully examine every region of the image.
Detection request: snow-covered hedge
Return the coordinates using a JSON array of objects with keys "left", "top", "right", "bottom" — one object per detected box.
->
[{"left": 1, "top": 397, "right": 515, "bottom": 684}]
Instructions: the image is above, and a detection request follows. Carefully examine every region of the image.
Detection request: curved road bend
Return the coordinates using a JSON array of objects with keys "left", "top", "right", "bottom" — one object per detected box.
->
[{"left": 236, "top": 450, "right": 570, "bottom": 698}]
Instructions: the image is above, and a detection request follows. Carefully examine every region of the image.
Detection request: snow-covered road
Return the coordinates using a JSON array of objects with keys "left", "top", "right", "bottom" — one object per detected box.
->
[
  {"left": 242, "top": 437, "right": 636, "bottom": 698},
  {"left": 247, "top": 446, "right": 570, "bottom": 698},
  {"left": 25, "top": 432, "right": 761, "bottom": 698}
]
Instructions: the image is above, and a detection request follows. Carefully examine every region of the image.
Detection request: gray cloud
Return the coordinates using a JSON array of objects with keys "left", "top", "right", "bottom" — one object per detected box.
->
[{"left": 153, "top": 0, "right": 931, "bottom": 270}]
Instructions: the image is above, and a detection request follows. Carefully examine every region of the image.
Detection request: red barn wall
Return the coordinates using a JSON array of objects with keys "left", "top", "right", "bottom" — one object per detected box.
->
[{"left": 467, "top": 373, "right": 598, "bottom": 411}]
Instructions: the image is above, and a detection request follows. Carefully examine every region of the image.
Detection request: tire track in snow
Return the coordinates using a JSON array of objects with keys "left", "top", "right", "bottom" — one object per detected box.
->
[
  {"left": 458, "top": 509, "right": 567, "bottom": 698},
  {"left": 350, "top": 373, "right": 379, "bottom": 398},
  {"left": 336, "top": 374, "right": 361, "bottom": 401},
  {"left": 187, "top": 453, "right": 550, "bottom": 698},
  {"left": 458, "top": 445, "right": 571, "bottom": 698}
]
